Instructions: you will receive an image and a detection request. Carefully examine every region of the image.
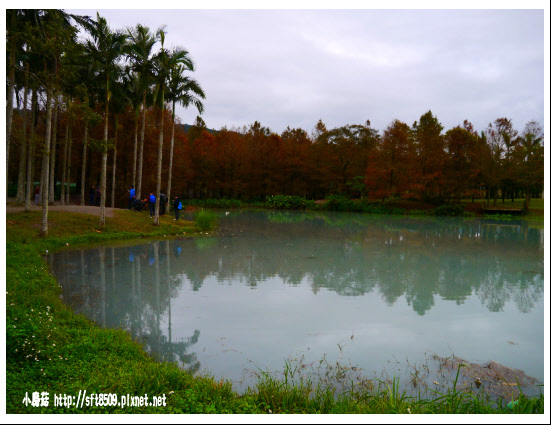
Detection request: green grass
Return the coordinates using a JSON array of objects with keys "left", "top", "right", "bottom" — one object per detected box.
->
[
  {"left": 194, "top": 209, "right": 219, "bottom": 231},
  {"left": 5, "top": 209, "right": 544, "bottom": 414}
]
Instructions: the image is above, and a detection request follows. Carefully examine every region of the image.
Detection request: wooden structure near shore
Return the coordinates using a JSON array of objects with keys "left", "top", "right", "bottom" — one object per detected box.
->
[{"left": 481, "top": 202, "right": 526, "bottom": 216}]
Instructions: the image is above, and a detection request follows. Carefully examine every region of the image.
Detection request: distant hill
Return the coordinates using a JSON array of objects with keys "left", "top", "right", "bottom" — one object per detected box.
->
[{"left": 177, "top": 124, "right": 218, "bottom": 134}]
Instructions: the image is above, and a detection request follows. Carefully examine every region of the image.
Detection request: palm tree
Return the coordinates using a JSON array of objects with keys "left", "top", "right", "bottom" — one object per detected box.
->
[
  {"left": 8, "top": 10, "right": 41, "bottom": 201},
  {"left": 25, "top": 87, "right": 37, "bottom": 213},
  {"left": 15, "top": 52, "right": 30, "bottom": 204},
  {"left": 121, "top": 67, "right": 143, "bottom": 189},
  {"left": 126, "top": 23, "right": 162, "bottom": 200},
  {"left": 22, "top": 10, "right": 82, "bottom": 235},
  {"left": 6, "top": 10, "right": 26, "bottom": 193},
  {"left": 72, "top": 61, "right": 102, "bottom": 206},
  {"left": 165, "top": 65, "right": 205, "bottom": 213},
  {"left": 85, "top": 13, "right": 127, "bottom": 228},
  {"left": 151, "top": 31, "right": 195, "bottom": 225},
  {"left": 109, "top": 71, "right": 130, "bottom": 208}
]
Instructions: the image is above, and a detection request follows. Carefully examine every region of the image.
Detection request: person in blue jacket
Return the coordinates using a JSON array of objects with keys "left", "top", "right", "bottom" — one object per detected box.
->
[
  {"left": 173, "top": 196, "right": 181, "bottom": 221},
  {"left": 149, "top": 192, "right": 156, "bottom": 218},
  {"left": 128, "top": 186, "right": 136, "bottom": 209}
]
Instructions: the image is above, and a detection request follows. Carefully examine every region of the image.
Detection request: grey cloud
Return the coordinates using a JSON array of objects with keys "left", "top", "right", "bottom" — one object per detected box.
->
[{"left": 67, "top": 8, "right": 545, "bottom": 135}]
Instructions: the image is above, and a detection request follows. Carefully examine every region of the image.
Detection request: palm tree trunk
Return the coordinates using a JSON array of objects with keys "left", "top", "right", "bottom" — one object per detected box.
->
[
  {"left": 133, "top": 111, "right": 139, "bottom": 187},
  {"left": 16, "top": 69, "right": 29, "bottom": 204},
  {"left": 25, "top": 88, "right": 37, "bottom": 212},
  {"left": 137, "top": 93, "right": 146, "bottom": 199},
  {"left": 111, "top": 114, "right": 118, "bottom": 208},
  {"left": 40, "top": 89, "right": 54, "bottom": 237},
  {"left": 81, "top": 121, "right": 89, "bottom": 206},
  {"left": 48, "top": 95, "right": 59, "bottom": 204},
  {"left": 66, "top": 125, "right": 72, "bottom": 205},
  {"left": 154, "top": 101, "right": 164, "bottom": 225},
  {"left": 99, "top": 79, "right": 109, "bottom": 229},
  {"left": 6, "top": 49, "right": 16, "bottom": 193},
  {"left": 167, "top": 106, "right": 176, "bottom": 214},
  {"left": 61, "top": 119, "right": 69, "bottom": 206}
]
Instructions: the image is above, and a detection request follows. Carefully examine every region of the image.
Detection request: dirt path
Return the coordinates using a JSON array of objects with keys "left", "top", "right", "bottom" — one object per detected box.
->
[{"left": 6, "top": 200, "right": 118, "bottom": 218}]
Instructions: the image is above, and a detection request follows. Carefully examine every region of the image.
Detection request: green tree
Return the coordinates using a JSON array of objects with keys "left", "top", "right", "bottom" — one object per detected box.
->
[
  {"left": 151, "top": 32, "right": 195, "bottom": 224},
  {"left": 166, "top": 64, "right": 205, "bottom": 212},
  {"left": 318, "top": 123, "right": 379, "bottom": 196},
  {"left": 412, "top": 110, "right": 445, "bottom": 199},
  {"left": 126, "top": 23, "right": 162, "bottom": 199},
  {"left": 515, "top": 120, "right": 544, "bottom": 206},
  {"left": 85, "top": 12, "right": 127, "bottom": 228},
  {"left": 121, "top": 68, "right": 144, "bottom": 189},
  {"left": 486, "top": 118, "right": 519, "bottom": 203}
]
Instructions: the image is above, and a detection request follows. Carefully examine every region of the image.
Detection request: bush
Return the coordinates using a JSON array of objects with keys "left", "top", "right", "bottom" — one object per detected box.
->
[
  {"left": 194, "top": 210, "right": 219, "bottom": 231},
  {"left": 434, "top": 203, "right": 465, "bottom": 217},
  {"left": 265, "top": 195, "right": 307, "bottom": 210},
  {"left": 325, "top": 194, "right": 354, "bottom": 211}
]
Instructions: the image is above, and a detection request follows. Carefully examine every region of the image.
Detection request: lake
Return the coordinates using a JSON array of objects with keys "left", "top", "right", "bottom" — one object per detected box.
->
[{"left": 49, "top": 211, "right": 544, "bottom": 396}]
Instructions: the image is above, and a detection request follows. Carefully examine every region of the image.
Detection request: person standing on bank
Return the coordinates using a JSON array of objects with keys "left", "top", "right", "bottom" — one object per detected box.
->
[
  {"left": 173, "top": 196, "right": 181, "bottom": 221},
  {"left": 95, "top": 186, "right": 101, "bottom": 207},
  {"left": 34, "top": 185, "right": 40, "bottom": 205},
  {"left": 128, "top": 186, "right": 136, "bottom": 209},
  {"left": 89, "top": 185, "right": 95, "bottom": 206},
  {"left": 149, "top": 192, "right": 156, "bottom": 218}
]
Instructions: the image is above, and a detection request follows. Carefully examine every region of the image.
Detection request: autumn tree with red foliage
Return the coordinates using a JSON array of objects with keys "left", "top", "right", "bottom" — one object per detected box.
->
[{"left": 365, "top": 120, "right": 420, "bottom": 200}]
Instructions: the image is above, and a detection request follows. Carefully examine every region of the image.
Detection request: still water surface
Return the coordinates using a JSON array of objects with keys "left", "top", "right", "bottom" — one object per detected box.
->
[{"left": 50, "top": 211, "right": 544, "bottom": 392}]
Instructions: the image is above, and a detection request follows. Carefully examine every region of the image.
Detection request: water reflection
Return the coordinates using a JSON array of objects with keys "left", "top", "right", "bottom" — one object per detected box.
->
[
  {"left": 52, "top": 212, "right": 544, "bottom": 384},
  {"left": 63, "top": 239, "right": 201, "bottom": 372}
]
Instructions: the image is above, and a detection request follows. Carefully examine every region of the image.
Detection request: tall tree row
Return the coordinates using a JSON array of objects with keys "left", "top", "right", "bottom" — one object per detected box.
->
[
  {"left": 6, "top": 9, "right": 205, "bottom": 232},
  {"left": 6, "top": 10, "right": 544, "bottom": 235}
]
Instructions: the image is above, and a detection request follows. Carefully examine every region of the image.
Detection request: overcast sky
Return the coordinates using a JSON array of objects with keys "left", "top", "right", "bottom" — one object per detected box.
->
[{"left": 64, "top": 3, "right": 546, "bottom": 136}]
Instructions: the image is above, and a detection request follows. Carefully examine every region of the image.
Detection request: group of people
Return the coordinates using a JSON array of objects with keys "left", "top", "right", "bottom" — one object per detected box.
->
[
  {"left": 128, "top": 186, "right": 183, "bottom": 221},
  {"left": 27, "top": 185, "right": 181, "bottom": 219}
]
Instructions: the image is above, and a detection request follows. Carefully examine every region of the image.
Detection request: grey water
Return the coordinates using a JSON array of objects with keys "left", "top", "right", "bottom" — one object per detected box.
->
[{"left": 50, "top": 211, "right": 544, "bottom": 393}]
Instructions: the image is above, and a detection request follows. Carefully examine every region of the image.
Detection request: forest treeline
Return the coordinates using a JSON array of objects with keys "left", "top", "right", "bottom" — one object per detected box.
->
[{"left": 6, "top": 10, "right": 544, "bottom": 234}]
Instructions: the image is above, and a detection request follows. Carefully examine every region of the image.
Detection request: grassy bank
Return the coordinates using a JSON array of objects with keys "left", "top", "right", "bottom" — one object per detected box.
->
[{"left": 5, "top": 209, "right": 544, "bottom": 414}]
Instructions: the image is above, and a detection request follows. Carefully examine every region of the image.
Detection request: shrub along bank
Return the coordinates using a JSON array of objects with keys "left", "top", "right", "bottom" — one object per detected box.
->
[
  {"left": 5, "top": 209, "right": 544, "bottom": 414},
  {"left": 181, "top": 195, "right": 545, "bottom": 220}
]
